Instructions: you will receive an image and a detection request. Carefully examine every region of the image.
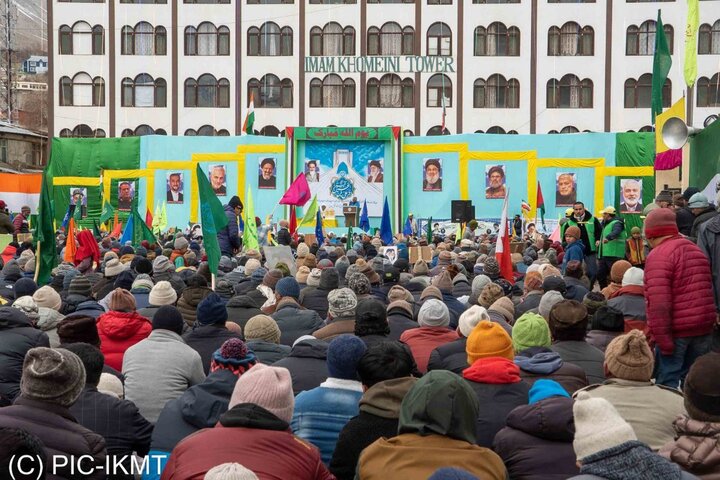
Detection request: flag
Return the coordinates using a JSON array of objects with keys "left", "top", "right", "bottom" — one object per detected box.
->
[
  {"left": 346, "top": 227, "right": 353, "bottom": 251},
  {"left": 359, "top": 200, "right": 370, "bottom": 233},
  {"left": 403, "top": 216, "right": 413, "bottom": 236},
  {"left": 110, "top": 212, "right": 122, "bottom": 238},
  {"left": 289, "top": 206, "right": 298, "bottom": 241},
  {"left": 120, "top": 214, "right": 134, "bottom": 245},
  {"left": 651, "top": 10, "right": 672, "bottom": 124},
  {"left": 242, "top": 92, "right": 255, "bottom": 135},
  {"left": 242, "top": 187, "right": 259, "bottom": 251},
  {"left": 196, "top": 164, "right": 229, "bottom": 275},
  {"left": 441, "top": 94, "right": 447, "bottom": 133},
  {"left": 536, "top": 182, "right": 546, "bottom": 227},
  {"left": 35, "top": 172, "right": 57, "bottom": 285},
  {"left": 64, "top": 218, "right": 77, "bottom": 263},
  {"left": 315, "top": 209, "right": 324, "bottom": 246},
  {"left": 152, "top": 202, "right": 167, "bottom": 234},
  {"left": 61, "top": 204, "right": 75, "bottom": 229},
  {"left": 99, "top": 200, "right": 114, "bottom": 225},
  {"left": 72, "top": 201, "right": 82, "bottom": 223},
  {"left": 92, "top": 219, "right": 101, "bottom": 238},
  {"left": 132, "top": 208, "right": 157, "bottom": 245},
  {"left": 380, "top": 197, "right": 393, "bottom": 246},
  {"left": 654, "top": 97, "right": 685, "bottom": 170},
  {"left": 426, "top": 216, "right": 433, "bottom": 244},
  {"left": 521, "top": 200, "right": 531, "bottom": 217},
  {"left": 145, "top": 207, "right": 153, "bottom": 229},
  {"left": 495, "top": 190, "right": 514, "bottom": 284},
  {"left": 684, "top": 0, "right": 699, "bottom": 87},
  {"left": 279, "top": 173, "right": 311, "bottom": 206},
  {"left": 298, "top": 195, "right": 318, "bottom": 228}
]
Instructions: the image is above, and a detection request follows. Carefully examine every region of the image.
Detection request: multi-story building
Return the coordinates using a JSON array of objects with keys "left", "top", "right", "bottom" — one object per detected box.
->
[{"left": 48, "top": 0, "right": 720, "bottom": 139}]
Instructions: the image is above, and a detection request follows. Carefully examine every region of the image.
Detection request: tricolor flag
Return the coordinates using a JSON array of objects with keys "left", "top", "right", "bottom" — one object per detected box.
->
[
  {"left": 536, "top": 182, "right": 546, "bottom": 227},
  {"left": 242, "top": 93, "right": 255, "bottom": 135},
  {"left": 521, "top": 200, "right": 531, "bottom": 218},
  {"left": 495, "top": 190, "right": 514, "bottom": 284},
  {"left": 441, "top": 95, "right": 447, "bottom": 133}
]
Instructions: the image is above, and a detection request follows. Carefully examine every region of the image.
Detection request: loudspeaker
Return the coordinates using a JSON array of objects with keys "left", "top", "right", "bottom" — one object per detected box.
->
[{"left": 451, "top": 200, "right": 472, "bottom": 223}]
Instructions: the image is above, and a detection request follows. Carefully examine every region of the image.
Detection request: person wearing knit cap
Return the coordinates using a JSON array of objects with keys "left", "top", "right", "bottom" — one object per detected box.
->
[
  {"left": 133, "top": 256, "right": 154, "bottom": 276},
  {"left": 548, "top": 299, "right": 605, "bottom": 385},
  {"left": 138, "top": 280, "right": 178, "bottom": 321},
  {"left": 600, "top": 259, "right": 632, "bottom": 299},
  {"left": 95, "top": 288, "right": 151, "bottom": 372},
  {"left": 204, "top": 463, "right": 259, "bottom": 480},
  {"left": 183, "top": 293, "right": 242, "bottom": 374},
  {"left": 305, "top": 267, "right": 322, "bottom": 288},
  {"left": 538, "top": 290, "right": 564, "bottom": 320},
  {"left": 493, "top": 379, "right": 578, "bottom": 479},
  {"left": 488, "top": 297, "right": 514, "bottom": 334},
  {"left": 244, "top": 315, "right": 290, "bottom": 364},
  {"left": 351, "top": 298, "right": 389, "bottom": 347},
  {"left": 478, "top": 282, "right": 504, "bottom": 309},
  {"left": 582, "top": 291, "right": 607, "bottom": 320},
  {"left": 12, "top": 277, "right": 37, "bottom": 300},
  {"left": 687, "top": 192, "right": 717, "bottom": 241},
  {"left": 585, "top": 305, "right": 625, "bottom": 352},
  {"left": 513, "top": 271, "right": 543, "bottom": 319},
  {"left": 400, "top": 299, "right": 458, "bottom": 373},
  {"left": 313, "top": 288, "right": 358, "bottom": 342},
  {"left": 0, "top": 347, "right": 109, "bottom": 479},
  {"left": 295, "top": 265, "right": 311, "bottom": 287},
  {"left": 469, "top": 274, "right": 491, "bottom": 307},
  {"left": 33, "top": 285, "right": 62, "bottom": 311},
  {"left": 644, "top": 207, "right": 716, "bottom": 389},
  {"left": 271, "top": 277, "right": 323, "bottom": 346},
  {"left": 571, "top": 392, "right": 690, "bottom": 480},
  {"left": 427, "top": 305, "right": 490, "bottom": 375},
  {"left": 303, "top": 252, "right": 318, "bottom": 269},
  {"left": 300, "top": 268, "right": 339, "bottom": 319},
  {"left": 413, "top": 258, "right": 430, "bottom": 278},
  {"left": 511, "top": 312, "right": 550, "bottom": 353},
  {"left": 292, "top": 335, "right": 367, "bottom": 463},
  {"left": 347, "top": 272, "right": 372, "bottom": 300},
  {"left": 573, "top": 330, "right": 685, "bottom": 451},
  {"left": 482, "top": 257, "right": 501, "bottom": 280}
]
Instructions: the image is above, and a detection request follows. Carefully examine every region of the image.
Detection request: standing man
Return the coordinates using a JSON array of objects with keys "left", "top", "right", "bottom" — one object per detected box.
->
[
  {"left": 513, "top": 215, "right": 522, "bottom": 237},
  {"left": 166, "top": 173, "right": 184, "bottom": 203},
  {"left": 697, "top": 191, "right": 720, "bottom": 312},
  {"left": 276, "top": 219, "right": 292, "bottom": 246},
  {"left": 218, "top": 196, "right": 243, "bottom": 257},
  {"left": 12, "top": 206, "right": 31, "bottom": 237},
  {"left": 408, "top": 213, "right": 418, "bottom": 236},
  {"left": 0, "top": 200, "right": 13, "bottom": 234},
  {"left": 644, "top": 208, "right": 715, "bottom": 388},
  {"left": 562, "top": 202, "right": 602, "bottom": 287},
  {"left": 597, "top": 206, "right": 626, "bottom": 289}
]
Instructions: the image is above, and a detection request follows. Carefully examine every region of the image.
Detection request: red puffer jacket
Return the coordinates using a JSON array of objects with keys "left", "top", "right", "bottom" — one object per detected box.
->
[
  {"left": 644, "top": 235, "right": 716, "bottom": 354},
  {"left": 97, "top": 310, "right": 152, "bottom": 371}
]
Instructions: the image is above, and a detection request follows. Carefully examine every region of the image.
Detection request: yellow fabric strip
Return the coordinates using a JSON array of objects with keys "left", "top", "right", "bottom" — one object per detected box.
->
[{"left": 53, "top": 177, "right": 101, "bottom": 187}]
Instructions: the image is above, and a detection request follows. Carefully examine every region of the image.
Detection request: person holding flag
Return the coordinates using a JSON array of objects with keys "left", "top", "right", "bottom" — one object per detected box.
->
[
  {"left": 563, "top": 201, "right": 602, "bottom": 288},
  {"left": 217, "top": 195, "right": 243, "bottom": 257},
  {"left": 496, "top": 189, "right": 514, "bottom": 284}
]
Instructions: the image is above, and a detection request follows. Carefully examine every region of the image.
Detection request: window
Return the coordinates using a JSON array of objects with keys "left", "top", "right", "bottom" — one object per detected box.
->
[
  {"left": 121, "top": 74, "right": 167, "bottom": 107},
  {"left": 547, "top": 74, "right": 593, "bottom": 108},
  {"left": 638, "top": 125, "right": 655, "bottom": 132},
  {"left": 472, "top": 0, "right": 519, "bottom": 3},
  {"left": 185, "top": 126, "right": 229, "bottom": 136},
  {"left": 184, "top": 0, "right": 230, "bottom": 3},
  {"left": 487, "top": 126, "right": 506, "bottom": 134},
  {"left": 626, "top": 21, "right": 674, "bottom": 55},
  {"left": 697, "top": 74, "right": 720, "bottom": 107},
  {"left": 368, "top": 0, "right": 414, "bottom": 3},
  {"left": 548, "top": 0, "right": 595, "bottom": 3},
  {"left": 186, "top": 22, "right": 230, "bottom": 55},
  {"left": 59, "top": 22, "right": 104, "bottom": 55},
  {"left": 184, "top": 74, "right": 230, "bottom": 107},
  {"left": 427, "top": 126, "right": 450, "bottom": 135},
  {"left": 121, "top": 125, "right": 167, "bottom": 136},
  {"left": 59, "top": 0, "right": 104, "bottom": 3},
  {"left": 259, "top": 126, "right": 281, "bottom": 136},
  {"left": 367, "top": 74, "right": 414, "bottom": 107},
  {"left": 403, "top": 129, "right": 414, "bottom": 136},
  {"left": 310, "top": 23, "right": 355, "bottom": 56},
  {"left": 248, "top": 0, "right": 294, "bottom": 3},
  {"left": 427, "top": 74, "right": 452, "bottom": 107},
  {"left": 626, "top": 0, "right": 673, "bottom": 2},
  {"left": 560, "top": 126, "right": 579, "bottom": 133},
  {"left": 548, "top": 23, "right": 594, "bottom": 55},
  {"left": 624, "top": 74, "right": 671, "bottom": 108},
  {"left": 368, "top": 23, "right": 414, "bottom": 55},
  {"left": 248, "top": 75, "right": 293, "bottom": 108},
  {"left": 59, "top": 125, "right": 105, "bottom": 138},
  {"left": 474, "top": 23, "right": 520, "bottom": 56},
  {"left": 309, "top": 75, "right": 355, "bottom": 107},
  {"left": 59, "top": 73, "right": 104, "bottom": 106},
  {"left": 428, "top": 0, "right": 452, "bottom": 3},
  {"left": 120, "top": 0, "right": 167, "bottom": 3},
  {"left": 473, "top": 75, "right": 520, "bottom": 108},
  {"left": 121, "top": 22, "right": 166, "bottom": 55},
  {"left": 0, "top": 139, "right": 6, "bottom": 163},
  {"left": 427, "top": 22, "right": 451, "bottom": 55},
  {"left": 699, "top": 21, "right": 720, "bottom": 54},
  {"left": 310, "top": 0, "right": 356, "bottom": 3},
  {"left": 247, "top": 22, "right": 292, "bottom": 56}
]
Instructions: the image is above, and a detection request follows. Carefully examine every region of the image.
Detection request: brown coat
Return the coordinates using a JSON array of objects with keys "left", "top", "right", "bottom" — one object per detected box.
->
[
  {"left": 660, "top": 416, "right": 720, "bottom": 479},
  {"left": 313, "top": 318, "right": 356, "bottom": 342}
]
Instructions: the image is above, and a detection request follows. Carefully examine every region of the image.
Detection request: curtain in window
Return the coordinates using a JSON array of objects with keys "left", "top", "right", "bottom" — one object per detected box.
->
[
  {"left": 198, "top": 74, "right": 217, "bottom": 107},
  {"left": 569, "top": 76, "right": 580, "bottom": 108},
  {"left": 155, "top": 79, "right": 166, "bottom": 106},
  {"left": 156, "top": 27, "right": 167, "bottom": 54},
  {"left": 508, "top": 79, "right": 519, "bottom": 107},
  {"left": 508, "top": 27, "right": 519, "bottom": 55},
  {"left": 135, "top": 22, "right": 154, "bottom": 55},
  {"left": 580, "top": 80, "right": 592, "bottom": 107},
  {"left": 310, "top": 79, "right": 322, "bottom": 106},
  {"left": 380, "top": 74, "right": 401, "bottom": 107},
  {"left": 324, "top": 23, "right": 342, "bottom": 56},
  {"left": 402, "top": 27, "right": 414, "bottom": 54},
  {"left": 135, "top": 74, "right": 154, "bottom": 106},
  {"left": 323, "top": 75, "right": 343, "bottom": 106},
  {"left": 74, "top": 22, "right": 92, "bottom": 54},
  {"left": 92, "top": 27, "right": 104, "bottom": 54},
  {"left": 185, "top": 80, "right": 197, "bottom": 107},
  {"left": 218, "top": 80, "right": 230, "bottom": 107},
  {"left": 261, "top": 75, "right": 281, "bottom": 107},
  {"left": 639, "top": 22, "right": 654, "bottom": 55},
  {"left": 261, "top": 23, "right": 280, "bottom": 56},
  {"left": 624, "top": 79, "right": 636, "bottom": 108},
  {"left": 344, "top": 28, "right": 355, "bottom": 55},
  {"left": 638, "top": 74, "right": 652, "bottom": 107},
  {"left": 121, "top": 26, "right": 133, "bottom": 54},
  {"left": 561, "top": 23, "right": 578, "bottom": 55},
  {"left": 186, "top": 27, "right": 197, "bottom": 55},
  {"left": 626, "top": 26, "right": 638, "bottom": 55},
  {"left": 73, "top": 73, "right": 92, "bottom": 105},
  {"left": 310, "top": 28, "right": 322, "bottom": 55},
  {"left": 486, "top": 25, "right": 497, "bottom": 54},
  {"left": 367, "top": 80, "right": 379, "bottom": 107},
  {"left": 93, "top": 78, "right": 104, "bottom": 106},
  {"left": 198, "top": 23, "right": 217, "bottom": 55},
  {"left": 712, "top": 21, "right": 720, "bottom": 53},
  {"left": 281, "top": 27, "right": 292, "bottom": 55},
  {"left": 218, "top": 27, "right": 229, "bottom": 54},
  {"left": 343, "top": 79, "right": 355, "bottom": 107},
  {"left": 281, "top": 80, "right": 293, "bottom": 107},
  {"left": 548, "top": 27, "right": 560, "bottom": 55},
  {"left": 402, "top": 79, "right": 413, "bottom": 107},
  {"left": 381, "top": 23, "right": 402, "bottom": 55},
  {"left": 368, "top": 28, "right": 379, "bottom": 55},
  {"left": 60, "top": 78, "right": 72, "bottom": 105},
  {"left": 475, "top": 27, "right": 486, "bottom": 55},
  {"left": 581, "top": 27, "right": 593, "bottom": 55},
  {"left": 474, "top": 79, "right": 485, "bottom": 107},
  {"left": 487, "top": 76, "right": 500, "bottom": 107},
  {"left": 122, "top": 79, "right": 133, "bottom": 106}
]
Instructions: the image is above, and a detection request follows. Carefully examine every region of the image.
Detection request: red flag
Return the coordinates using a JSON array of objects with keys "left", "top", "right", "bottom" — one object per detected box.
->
[
  {"left": 64, "top": 218, "right": 77, "bottom": 263},
  {"left": 145, "top": 207, "right": 153, "bottom": 228},
  {"left": 495, "top": 190, "right": 514, "bottom": 284},
  {"left": 289, "top": 206, "right": 298, "bottom": 242},
  {"left": 110, "top": 212, "right": 123, "bottom": 238},
  {"left": 279, "top": 173, "right": 311, "bottom": 206}
]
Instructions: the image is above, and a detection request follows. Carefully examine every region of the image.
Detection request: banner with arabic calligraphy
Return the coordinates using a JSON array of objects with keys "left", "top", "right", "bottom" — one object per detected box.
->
[{"left": 294, "top": 127, "right": 396, "bottom": 142}]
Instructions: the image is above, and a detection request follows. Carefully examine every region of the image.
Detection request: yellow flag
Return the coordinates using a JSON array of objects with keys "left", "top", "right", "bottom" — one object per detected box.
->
[
  {"left": 655, "top": 97, "right": 685, "bottom": 154},
  {"left": 684, "top": 0, "right": 699, "bottom": 87}
]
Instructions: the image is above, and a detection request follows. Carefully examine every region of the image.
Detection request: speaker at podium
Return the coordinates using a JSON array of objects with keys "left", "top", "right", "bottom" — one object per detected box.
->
[{"left": 343, "top": 206, "right": 358, "bottom": 227}]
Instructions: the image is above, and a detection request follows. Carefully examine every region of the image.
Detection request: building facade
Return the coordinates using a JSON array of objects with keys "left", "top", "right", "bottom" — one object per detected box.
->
[{"left": 48, "top": 0, "right": 720, "bottom": 138}]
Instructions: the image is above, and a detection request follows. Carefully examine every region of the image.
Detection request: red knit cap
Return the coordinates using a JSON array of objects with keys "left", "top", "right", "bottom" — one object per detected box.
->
[{"left": 644, "top": 208, "right": 679, "bottom": 239}]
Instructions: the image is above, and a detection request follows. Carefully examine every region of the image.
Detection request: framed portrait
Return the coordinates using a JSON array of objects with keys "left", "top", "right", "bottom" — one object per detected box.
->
[
  {"left": 166, "top": 172, "right": 184, "bottom": 204},
  {"left": 381, "top": 246, "right": 398, "bottom": 264},
  {"left": 620, "top": 179, "right": 643, "bottom": 214},
  {"left": 70, "top": 187, "right": 88, "bottom": 219},
  {"left": 208, "top": 165, "right": 227, "bottom": 196},
  {"left": 423, "top": 158, "right": 442, "bottom": 192},
  {"left": 555, "top": 172, "right": 577, "bottom": 206},
  {"left": 367, "top": 160, "right": 384, "bottom": 183},
  {"left": 485, "top": 165, "right": 506, "bottom": 199},
  {"left": 305, "top": 160, "right": 320, "bottom": 183},
  {"left": 259, "top": 157, "right": 277, "bottom": 190},
  {"left": 117, "top": 181, "right": 134, "bottom": 211}
]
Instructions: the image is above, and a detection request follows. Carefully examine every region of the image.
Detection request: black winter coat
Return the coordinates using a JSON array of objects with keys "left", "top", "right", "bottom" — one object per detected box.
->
[
  {"left": 466, "top": 379, "right": 530, "bottom": 448},
  {"left": 452, "top": 275, "right": 472, "bottom": 298},
  {"left": 70, "top": 386, "right": 153, "bottom": 480},
  {"left": 276, "top": 227, "right": 292, "bottom": 246},
  {"left": 64, "top": 299, "right": 106, "bottom": 320},
  {"left": 386, "top": 307, "right": 417, "bottom": 342},
  {"left": 234, "top": 277, "right": 259, "bottom": 296},
  {"left": 0, "top": 307, "right": 50, "bottom": 404},
  {"left": 247, "top": 340, "right": 291, "bottom": 364},
  {"left": 271, "top": 298, "right": 324, "bottom": 346},
  {"left": 0, "top": 397, "right": 107, "bottom": 480},
  {"left": 442, "top": 293, "right": 466, "bottom": 330},
  {"left": 493, "top": 396, "right": 579, "bottom": 480},
  {"left": 272, "top": 339, "right": 329, "bottom": 394},
  {"left": 151, "top": 369, "right": 237, "bottom": 453},
  {"left": 514, "top": 293, "right": 543, "bottom": 320},
  {"left": 225, "top": 294, "right": 263, "bottom": 331},
  {"left": 427, "top": 337, "right": 468, "bottom": 374},
  {"left": 299, "top": 286, "right": 331, "bottom": 319},
  {"left": 152, "top": 271, "right": 186, "bottom": 296},
  {"left": 183, "top": 325, "right": 243, "bottom": 374},
  {"left": 330, "top": 412, "right": 398, "bottom": 480}
]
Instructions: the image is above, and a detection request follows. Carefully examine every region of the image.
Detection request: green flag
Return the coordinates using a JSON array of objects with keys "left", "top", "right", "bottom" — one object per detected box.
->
[
  {"left": 684, "top": 0, "right": 699, "bottom": 87},
  {"left": 35, "top": 172, "right": 57, "bottom": 285},
  {"left": 298, "top": 195, "right": 318, "bottom": 228},
  {"left": 100, "top": 200, "right": 115, "bottom": 224},
  {"left": 92, "top": 219, "right": 101, "bottom": 239},
  {"left": 426, "top": 217, "right": 432, "bottom": 244},
  {"left": 132, "top": 208, "right": 156, "bottom": 245},
  {"left": 242, "top": 187, "right": 259, "bottom": 251},
  {"left": 196, "top": 164, "right": 229, "bottom": 275},
  {"left": 651, "top": 10, "right": 672, "bottom": 124}
]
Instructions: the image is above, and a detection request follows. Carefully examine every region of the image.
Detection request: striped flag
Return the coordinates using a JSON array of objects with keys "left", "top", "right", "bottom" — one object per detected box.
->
[
  {"left": 496, "top": 190, "right": 514, "bottom": 284},
  {"left": 242, "top": 93, "right": 255, "bottom": 135}
]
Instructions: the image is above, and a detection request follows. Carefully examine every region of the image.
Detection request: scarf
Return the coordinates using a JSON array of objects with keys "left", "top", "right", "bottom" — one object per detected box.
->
[
  {"left": 580, "top": 441, "right": 682, "bottom": 480},
  {"left": 74, "top": 230, "right": 101, "bottom": 268}
]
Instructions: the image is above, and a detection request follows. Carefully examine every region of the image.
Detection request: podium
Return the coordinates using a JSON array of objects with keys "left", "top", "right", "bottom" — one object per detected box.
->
[{"left": 343, "top": 206, "right": 358, "bottom": 227}]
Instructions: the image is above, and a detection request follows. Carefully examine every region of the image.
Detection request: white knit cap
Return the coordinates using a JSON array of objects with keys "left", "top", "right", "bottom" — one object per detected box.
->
[
  {"left": 538, "top": 291, "right": 564, "bottom": 320},
  {"left": 148, "top": 280, "right": 178, "bottom": 306},
  {"left": 573, "top": 391, "right": 637, "bottom": 461},
  {"left": 97, "top": 372, "right": 124, "bottom": 399},
  {"left": 204, "top": 463, "right": 259, "bottom": 480},
  {"left": 244, "top": 259, "right": 261, "bottom": 277},
  {"left": 418, "top": 298, "right": 450, "bottom": 327},
  {"left": 458, "top": 305, "right": 490, "bottom": 337},
  {"left": 621, "top": 267, "right": 644, "bottom": 287}
]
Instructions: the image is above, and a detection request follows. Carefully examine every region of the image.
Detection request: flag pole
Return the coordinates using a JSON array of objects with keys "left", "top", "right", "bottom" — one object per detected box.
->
[{"left": 211, "top": 273, "right": 216, "bottom": 291}]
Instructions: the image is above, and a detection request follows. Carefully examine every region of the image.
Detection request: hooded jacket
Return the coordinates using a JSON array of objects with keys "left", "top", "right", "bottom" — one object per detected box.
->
[
  {"left": 562, "top": 240, "right": 586, "bottom": 273},
  {"left": 462, "top": 356, "right": 530, "bottom": 447},
  {"left": 494, "top": 396, "right": 579, "bottom": 480},
  {"left": 176, "top": 286, "right": 213, "bottom": 329},
  {"left": 64, "top": 298, "right": 105, "bottom": 319},
  {"left": 246, "top": 340, "right": 290, "bottom": 364},
  {"left": 427, "top": 337, "right": 469, "bottom": 374},
  {"left": 97, "top": 310, "right": 152, "bottom": 371},
  {"left": 272, "top": 297, "right": 324, "bottom": 346},
  {"left": 515, "top": 347, "right": 589, "bottom": 394},
  {"left": 608, "top": 285, "right": 646, "bottom": 323},
  {"left": 273, "top": 339, "right": 330, "bottom": 395},
  {"left": 330, "top": 377, "right": 417, "bottom": 480},
  {"left": 225, "top": 294, "right": 263, "bottom": 330},
  {"left": 183, "top": 325, "right": 243, "bottom": 374},
  {"left": 216, "top": 203, "right": 241, "bottom": 257},
  {"left": 660, "top": 416, "right": 720, "bottom": 479},
  {"left": 356, "top": 372, "right": 507, "bottom": 480},
  {"left": 0, "top": 307, "right": 50, "bottom": 404},
  {"left": 698, "top": 215, "right": 720, "bottom": 311},
  {"left": 452, "top": 274, "right": 472, "bottom": 298},
  {"left": 400, "top": 326, "right": 458, "bottom": 373},
  {"left": 35, "top": 307, "right": 64, "bottom": 347}
]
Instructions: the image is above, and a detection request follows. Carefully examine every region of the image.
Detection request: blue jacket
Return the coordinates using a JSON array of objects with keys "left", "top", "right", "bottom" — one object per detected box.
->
[
  {"left": 562, "top": 240, "right": 585, "bottom": 274},
  {"left": 217, "top": 204, "right": 240, "bottom": 256},
  {"left": 291, "top": 379, "right": 363, "bottom": 465}
]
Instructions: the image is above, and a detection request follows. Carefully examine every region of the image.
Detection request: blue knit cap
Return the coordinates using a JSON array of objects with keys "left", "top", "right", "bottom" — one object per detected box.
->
[
  {"left": 327, "top": 334, "right": 367, "bottom": 380},
  {"left": 251, "top": 267, "right": 268, "bottom": 284},
  {"left": 528, "top": 379, "right": 570, "bottom": 405},
  {"left": 275, "top": 277, "right": 300, "bottom": 299},
  {"left": 428, "top": 468, "right": 479, "bottom": 480},
  {"left": 196, "top": 293, "right": 228, "bottom": 325}
]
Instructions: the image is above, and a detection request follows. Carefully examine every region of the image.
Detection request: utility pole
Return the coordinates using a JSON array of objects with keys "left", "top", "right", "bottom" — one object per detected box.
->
[{"left": 1, "top": 0, "right": 14, "bottom": 123}]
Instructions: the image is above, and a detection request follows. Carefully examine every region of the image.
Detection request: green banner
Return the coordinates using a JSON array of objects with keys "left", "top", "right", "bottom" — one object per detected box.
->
[
  {"left": 614, "top": 132, "right": 656, "bottom": 233},
  {"left": 690, "top": 119, "right": 720, "bottom": 191},
  {"left": 293, "top": 127, "right": 396, "bottom": 142}
]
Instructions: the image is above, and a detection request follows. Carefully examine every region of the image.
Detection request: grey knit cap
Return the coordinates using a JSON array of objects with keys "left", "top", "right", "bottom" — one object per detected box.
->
[
  {"left": 327, "top": 288, "right": 358, "bottom": 318},
  {"left": 21, "top": 347, "right": 86, "bottom": 407}
]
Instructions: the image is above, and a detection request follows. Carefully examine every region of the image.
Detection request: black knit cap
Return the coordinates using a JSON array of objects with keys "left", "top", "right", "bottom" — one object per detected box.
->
[
  {"left": 684, "top": 352, "right": 720, "bottom": 422},
  {"left": 152, "top": 305, "right": 185, "bottom": 335},
  {"left": 355, "top": 298, "right": 390, "bottom": 337},
  {"left": 133, "top": 257, "right": 153, "bottom": 275},
  {"left": 68, "top": 276, "right": 92, "bottom": 297}
]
